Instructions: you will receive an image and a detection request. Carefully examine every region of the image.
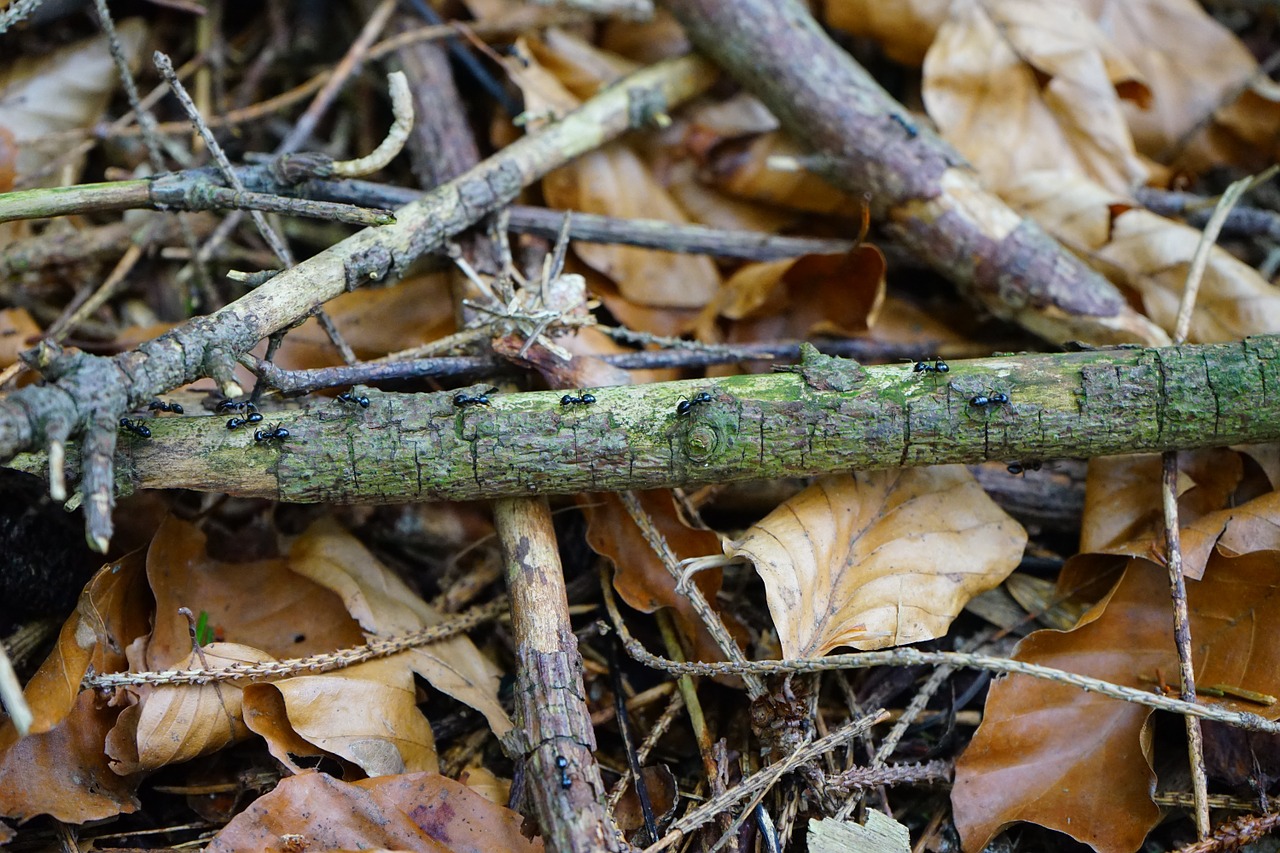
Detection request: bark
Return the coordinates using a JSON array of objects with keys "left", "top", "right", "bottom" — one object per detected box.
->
[
  {"left": 496, "top": 497, "right": 630, "bottom": 853},
  {"left": 10, "top": 338, "right": 1278, "bottom": 504}
]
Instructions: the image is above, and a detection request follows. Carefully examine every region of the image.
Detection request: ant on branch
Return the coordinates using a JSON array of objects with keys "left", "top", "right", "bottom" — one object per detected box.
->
[
  {"left": 215, "top": 399, "right": 257, "bottom": 415},
  {"left": 119, "top": 417, "right": 151, "bottom": 438},
  {"left": 227, "top": 412, "right": 264, "bottom": 430},
  {"left": 676, "top": 391, "right": 714, "bottom": 416},
  {"left": 912, "top": 358, "right": 949, "bottom": 375},
  {"left": 555, "top": 755, "right": 571, "bottom": 790},
  {"left": 454, "top": 387, "right": 497, "bottom": 409},
  {"left": 148, "top": 399, "right": 183, "bottom": 414},
  {"left": 337, "top": 391, "right": 370, "bottom": 409},
  {"left": 969, "top": 391, "right": 1009, "bottom": 410},
  {"left": 254, "top": 423, "right": 290, "bottom": 443},
  {"left": 560, "top": 391, "right": 596, "bottom": 407}
]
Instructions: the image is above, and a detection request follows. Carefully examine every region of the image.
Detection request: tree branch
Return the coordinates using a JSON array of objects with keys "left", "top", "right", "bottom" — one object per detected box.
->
[{"left": 9, "top": 339, "right": 1278, "bottom": 504}]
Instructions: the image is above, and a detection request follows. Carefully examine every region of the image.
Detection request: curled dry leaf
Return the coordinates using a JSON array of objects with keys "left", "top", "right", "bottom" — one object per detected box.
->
[
  {"left": 0, "top": 555, "right": 149, "bottom": 823},
  {"left": 1003, "top": 170, "right": 1280, "bottom": 341},
  {"left": 923, "top": 0, "right": 1149, "bottom": 196},
  {"left": 0, "top": 552, "right": 149, "bottom": 743},
  {"left": 1080, "top": 450, "right": 1280, "bottom": 578},
  {"left": 286, "top": 520, "right": 513, "bottom": 739},
  {"left": 1078, "top": 450, "right": 1242, "bottom": 564},
  {"left": 954, "top": 551, "right": 1280, "bottom": 853},
  {"left": 106, "top": 643, "right": 267, "bottom": 775},
  {"left": 206, "top": 770, "right": 542, "bottom": 853},
  {"left": 243, "top": 658, "right": 438, "bottom": 778},
  {"left": 697, "top": 248, "right": 887, "bottom": 348},
  {"left": 730, "top": 469, "right": 1027, "bottom": 658},
  {"left": 1079, "top": 450, "right": 1280, "bottom": 581},
  {"left": 1076, "top": 0, "right": 1277, "bottom": 171}
]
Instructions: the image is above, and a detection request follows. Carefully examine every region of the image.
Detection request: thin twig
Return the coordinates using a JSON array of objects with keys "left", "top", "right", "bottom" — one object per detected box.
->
[
  {"left": 618, "top": 491, "right": 766, "bottom": 699},
  {"left": 602, "top": 591, "right": 1280, "bottom": 734},
  {"left": 643, "top": 711, "right": 889, "bottom": 853},
  {"left": 1163, "top": 452, "right": 1210, "bottom": 838},
  {"left": 83, "top": 600, "right": 507, "bottom": 689},
  {"left": 1165, "top": 166, "right": 1274, "bottom": 837},
  {"left": 1173, "top": 166, "right": 1277, "bottom": 343}
]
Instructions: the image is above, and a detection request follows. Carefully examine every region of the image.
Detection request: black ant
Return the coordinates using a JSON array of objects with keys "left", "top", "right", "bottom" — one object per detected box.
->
[
  {"left": 148, "top": 399, "right": 183, "bottom": 414},
  {"left": 338, "top": 391, "right": 370, "bottom": 408},
  {"left": 119, "top": 417, "right": 151, "bottom": 438},
  {"left": 676, "top": 391, "right": 714, "bottom": 416},
  {"left": 1007, "top": 461, "right": 1042, "bottom": 476},
  {"left": 560, "top": 392, "right": 596, "bottom": 407},
  {"left": 555, "top": 755, "right": 571, "bottom": 790},
  {"left": 454, "top": 387, "right": 497, "bottom": 408},
  {"left": 215, "top": 399, "right": 257, "bottom": 414},
  {"left": 913, "top": 358, "right": 949, "bottom": 375},
  {"left": 227, "top": 412, "right": 264, "bottom": 430},
  {"left": 254, "top": 423, "right": 290, "bottom": 443},
  {"left": 969, "top": 391, "right": 1010, "bottom": 409}
]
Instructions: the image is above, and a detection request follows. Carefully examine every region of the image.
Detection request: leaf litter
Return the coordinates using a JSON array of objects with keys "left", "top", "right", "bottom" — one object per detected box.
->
[{"left": 2, "top": 1, "right": 1280, "bottom": 851}]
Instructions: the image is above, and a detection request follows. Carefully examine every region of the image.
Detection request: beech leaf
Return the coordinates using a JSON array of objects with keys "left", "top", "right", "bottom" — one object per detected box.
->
[
  {"left": 730, "top": 469, "right": 1027, "bottom": 658},
  {"left": 923, "top": 0, "right": 1149, "bottom": 195},
  {"left": 954, "top": 551, "right": 1280, "bottom": 853}
]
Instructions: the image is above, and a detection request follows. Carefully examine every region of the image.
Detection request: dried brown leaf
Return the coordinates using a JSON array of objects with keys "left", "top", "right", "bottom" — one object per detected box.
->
[
  {"left": 0, "top": 692, "right": 139, "bottom": 823},
  {"left": 0, "top": 20, "right": 147, "bottom": 183},
  {"left": 544, "top": 143, "right": 722, "bottom": 309},
  {"left": 1076, "top": 0, "right": 1272, "bottom": 170},
  {"left": 923, "top": 0, "right": 1149, "bottom": 195},
  {"left": 1003, "top": 170, "right": 1280, "bottom": 341},
  {"left": 206, "top": 770, "right": 542, "bottom": 853},
  {"left": 245, "top": 658, "right": 438, "bottom": 777},
  {"left": 1079, "top": 450, "right": 1242, "bottom": 568},
  {"left": 274, "top": 272, "right": 455, "bottom": 371},
  {"left": 581, "top": 491, "right": 738, "bottom": 664},
  {"left": 954, "top": 550, "right": 1280, "bottom": 853},
  {"left": 287, "top": 521, "right": 512, "bottom": 738},
  {"left": 704, "top": 132, "right": 862, "bottom": 216},
  {"left": 1, "top": 552, "right": 149, "bottom": 743},
  {"left": 139, "top": 516, "right": 365, "bottom": 670},
  {"left": 0, "top": 308, "right": 36, "bottom": 368},
  {"left": 107, "top": 643, "right": 267, "bottom": 775},
  {"left": 698, "top": 248, "right": 887, "bottom": 346},
  {"left": 731, "top": 469, "right": 1027, "bottom": 657}
]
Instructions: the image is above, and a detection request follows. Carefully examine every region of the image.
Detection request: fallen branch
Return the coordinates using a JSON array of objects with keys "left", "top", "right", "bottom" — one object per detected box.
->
[{"left": 9, "top": 339, "right": 1277, "bottom": 505}]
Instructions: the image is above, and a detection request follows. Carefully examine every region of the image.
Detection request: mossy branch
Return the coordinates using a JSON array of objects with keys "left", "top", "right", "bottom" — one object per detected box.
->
[{"left": 9, "top": 340, "right": 1278, "bottom": 504}]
